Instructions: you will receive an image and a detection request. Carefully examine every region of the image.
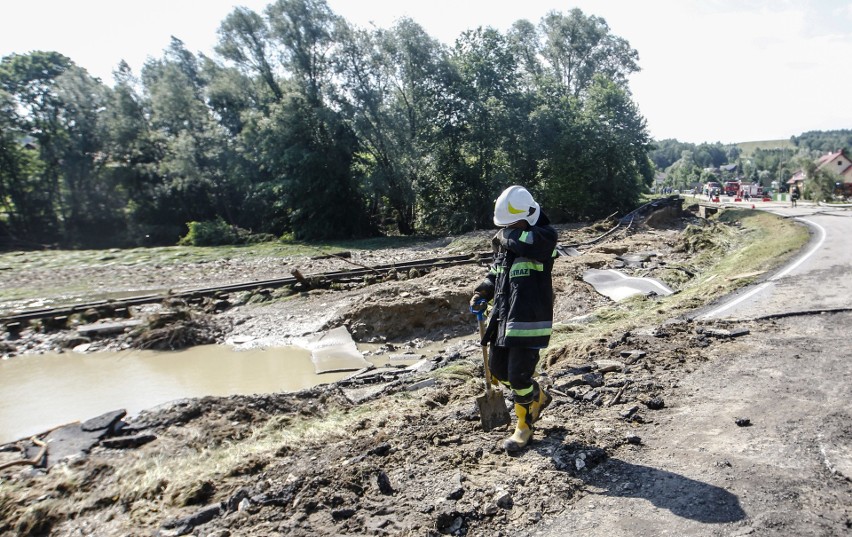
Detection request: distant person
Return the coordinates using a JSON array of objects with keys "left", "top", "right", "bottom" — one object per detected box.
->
[
  {"left": 469, "top": 185, "right": 556, "bottom": 453},
  {"left": 791, "top": 186, "right": 800, "bottom": 208}
]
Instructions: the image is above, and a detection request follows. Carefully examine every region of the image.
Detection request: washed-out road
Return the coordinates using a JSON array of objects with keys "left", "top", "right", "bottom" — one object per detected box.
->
[{"left": 536, "top": 204, "right": 852, "bottom": 536}]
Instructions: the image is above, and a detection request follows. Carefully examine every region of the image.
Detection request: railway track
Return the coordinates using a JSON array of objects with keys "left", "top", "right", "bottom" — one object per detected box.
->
[
  {"left": 1, "top": 195, "right": 682, "bottom": 329},
  {"left": 0, "top": 252, "right": 494, "bottom": 328}
]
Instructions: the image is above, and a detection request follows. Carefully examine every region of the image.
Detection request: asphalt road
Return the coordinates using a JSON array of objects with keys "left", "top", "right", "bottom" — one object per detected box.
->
[
  {"left": 535, "top": 203, "right": 852, "bottom": 537},
  {"left": 698, "top": 202, "right": 852, "bottom": 320}
]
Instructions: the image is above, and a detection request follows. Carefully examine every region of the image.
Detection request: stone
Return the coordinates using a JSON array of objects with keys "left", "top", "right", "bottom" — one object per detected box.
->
[
  {"left": 377, "top": 470, "right": 394, "bottom": 495},
  {"left": 76, "top": 320, "right": 143, "bottom": 336},
  {"left": 35, "top": 423, "right": 110, "bottom": 467},
  {"left": 445, "top": 472, "right": 465, "bottom": 500},
  {"left": 331, "top": 508, "right": 356, "bottom": 521},
  {"left": 644, "top": 397, "right": 665, "bottom": 410},
  {"left": 620, "top": 349, "right": 647, "bottom": 363},
  {"left": 620, "top": 405, "right": 640, "bottom": 419},
  {"left": 406, "top": 378, "right": 437, "bottom": 391},
  {"left": 161, "top": 504, "right": 222, "bottom": 535},
  {"left": 581, "top": 373, "right": 604, "bottom": 388},
  {"left": 82, "top": 409, "right": 127, "bottom": 432},
  {"left": 495, "top": 491, "right": 513, "bottom": 509},
  {"left": 594, "top": 359, "right": 625, "bottom": 373}
]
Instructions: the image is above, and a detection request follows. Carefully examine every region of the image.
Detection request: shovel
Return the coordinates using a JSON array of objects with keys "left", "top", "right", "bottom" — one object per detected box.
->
[{"left": 473, "top": 310, "right": 511, "bottom": 431}]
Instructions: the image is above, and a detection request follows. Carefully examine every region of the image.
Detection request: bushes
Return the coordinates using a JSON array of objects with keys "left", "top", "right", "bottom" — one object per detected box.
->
[{"left": 178, "top": 218, "right": 275, "bottom": 246}]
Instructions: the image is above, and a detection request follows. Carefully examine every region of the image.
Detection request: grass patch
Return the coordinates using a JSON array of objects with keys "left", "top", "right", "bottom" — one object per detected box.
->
[
  {"left": 547, "top": 209, "right": 809, "bottom": 360},
  {"left": 736, "top": 138, "right": 795, "bottom": 157}
]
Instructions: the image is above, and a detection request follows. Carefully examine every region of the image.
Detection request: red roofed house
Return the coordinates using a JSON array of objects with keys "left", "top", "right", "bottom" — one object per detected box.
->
[{"left": 788, "top": 149, "right": 852, "bottom": 195}]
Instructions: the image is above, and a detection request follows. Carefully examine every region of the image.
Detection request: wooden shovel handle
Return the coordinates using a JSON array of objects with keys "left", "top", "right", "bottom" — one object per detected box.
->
[{"left": 477, "top": 318, "right": 494, "bottom": 393}]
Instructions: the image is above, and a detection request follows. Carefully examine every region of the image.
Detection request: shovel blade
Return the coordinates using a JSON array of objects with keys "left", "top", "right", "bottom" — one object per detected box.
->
[{"left": 476, "top": 390, "right": 511, "bottom": 432}]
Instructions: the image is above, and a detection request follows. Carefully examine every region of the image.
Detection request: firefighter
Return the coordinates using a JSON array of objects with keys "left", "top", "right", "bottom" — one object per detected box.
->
[{"left": 470, "top": 186, "right": 557, "bottom": 452}]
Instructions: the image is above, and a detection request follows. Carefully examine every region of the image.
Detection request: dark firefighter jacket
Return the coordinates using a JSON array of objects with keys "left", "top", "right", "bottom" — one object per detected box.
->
[{"left": 475, "top": 212, "right": 557, "bottom": 349}]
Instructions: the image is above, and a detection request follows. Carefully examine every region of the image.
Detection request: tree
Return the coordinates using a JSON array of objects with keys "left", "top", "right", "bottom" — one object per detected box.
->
[
  {"left": 0, "top": 51, "right": 73, "bottom": 242},
  {"left": 799, "top": 156, "right": 838, "bottom": 202},
  {"left": 538, "top": 9, "right": 639, "bottom": 98},
  {"left": 333, "top": 18, "right": 446, "bottom": 234},
  {"left": 242, "top": 93, "right": 373, "bottom": 239},
  {"left": 216, "top": 6, "right": 283, "bottom": 102},
  {"left": 266, "top": 0, "right": 339, "bottom": 104}
]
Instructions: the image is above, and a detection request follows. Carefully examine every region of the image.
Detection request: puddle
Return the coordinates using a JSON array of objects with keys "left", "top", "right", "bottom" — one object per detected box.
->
[{"left": 0, "top": 343, "right": 419, "bottom": 445}]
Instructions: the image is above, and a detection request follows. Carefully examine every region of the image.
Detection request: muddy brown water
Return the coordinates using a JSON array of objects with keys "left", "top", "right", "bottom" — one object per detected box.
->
[{"left": 0, "top": 344, "right": 420, "bottom": 445}]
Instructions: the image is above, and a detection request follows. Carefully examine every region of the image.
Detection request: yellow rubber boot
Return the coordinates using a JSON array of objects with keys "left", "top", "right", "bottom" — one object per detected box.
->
[
  {"left": 503, "top": 402, "right": 533, "bottom": 453},
  {"left": 529, "top": 386, "right": 552, "bottom": 424}
]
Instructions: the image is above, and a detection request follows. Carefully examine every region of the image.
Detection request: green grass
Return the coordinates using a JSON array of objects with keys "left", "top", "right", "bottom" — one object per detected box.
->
[{"left": 736, "top": 138, "right": 796, "bottom": 157}]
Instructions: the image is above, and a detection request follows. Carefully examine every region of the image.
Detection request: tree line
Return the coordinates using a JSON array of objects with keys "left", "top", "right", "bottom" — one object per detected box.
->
[{"left": 1, "top": 0, "right": 655, "bottom": 248}]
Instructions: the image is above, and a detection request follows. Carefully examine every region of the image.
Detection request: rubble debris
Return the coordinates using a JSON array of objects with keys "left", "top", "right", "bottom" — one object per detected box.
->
[{"left": 735, "top": 417, "right": 752, "bottom": 427}]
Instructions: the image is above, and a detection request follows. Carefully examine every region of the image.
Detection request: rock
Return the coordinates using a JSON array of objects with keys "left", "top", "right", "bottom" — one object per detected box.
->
[
  {"left": 35, "top": 423, "right": 110, "bottom": 467},
  {"left": 625, "top": 433, "right": 642, "bottom": 445},
  {"left": 161, "top": 504, "right": 222, "bottom": 536},
  {"left": 583, "top": 389, "right": 601, "bottom": 402},
  {"left": 77, "top": 320, "right": 144, "bottom": 336},
  {"left": 735, "top": 417, "right": 752, "bottom": 427},
  {"left": 445, "top": 472, "right": 465, "bottom": 500},
  {"left": 598, "top": 245, "right": 628, "bottom": 255},
  {"left": 620, "top": 349, "right": 647, "bottom": 360},
  {"left": 495, "top": 490, "right": 513, "bottom": 509},
  {"left": 644, "top": 397, "right": 665, "bottom": 410},
  {"left": 82, "top": 409, "right": 127, "bottom": 432},
  {"left": 594, "top": 359, "right": 625, "bottom": 373},
  {"left": 59, "top": 335, "right": 91, "bottom": 349},
  {"left": 435, "top": 512, "right": 463, "bottom": 533},
  {"left": 377, "top": 470, "right": 395, "bottom": 495},
  {"left": 704, "top": 328, "right": 750, "bottom": 339},
  {"left": 620, "top": 405, "right": 640, "bottom": 419},
  {"left": 368, "top": 442, "right": 392, "bottom": 456},
  {"left": 226, "top": 488, "right": 251, "bottom": 512},
  {"left": 406, "top": 378, "right": 437, "bottom": 391},
  {"left": 331, "top": 508, "right": 356, "bottom": 521},
  {"left": 405, "top": 359, "right": 435, "bottom": 374},
  {"left": 581, "top": 373, "right": 604, "bottom": 388},
  {"left": 100, "top": 434, "right": 157, "bottom": 449}
]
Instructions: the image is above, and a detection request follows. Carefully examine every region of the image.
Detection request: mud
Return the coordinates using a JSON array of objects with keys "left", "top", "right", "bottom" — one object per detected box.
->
[{"left": 2, "top": 212, "right": 849, "bottom": 536}]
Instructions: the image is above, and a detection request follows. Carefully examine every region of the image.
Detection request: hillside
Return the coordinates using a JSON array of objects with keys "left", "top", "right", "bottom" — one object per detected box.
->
[{"left": 735, "top": 139, "right": 795, "bottom": 157}]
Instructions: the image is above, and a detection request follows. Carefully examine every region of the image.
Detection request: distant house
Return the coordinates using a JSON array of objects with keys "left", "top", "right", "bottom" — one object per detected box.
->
[{"left": 788, "top": 149, "right": 852, "bottom": 191}]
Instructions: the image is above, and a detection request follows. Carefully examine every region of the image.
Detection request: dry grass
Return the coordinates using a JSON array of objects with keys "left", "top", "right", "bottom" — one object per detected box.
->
[{"left": 547, "top": 209, "right": 809, "bottom": 360}]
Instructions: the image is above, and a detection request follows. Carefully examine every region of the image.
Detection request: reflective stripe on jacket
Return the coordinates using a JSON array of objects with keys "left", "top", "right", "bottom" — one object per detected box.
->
[{"left": 475, "top": 214, "right": 557, "bottom": 349}]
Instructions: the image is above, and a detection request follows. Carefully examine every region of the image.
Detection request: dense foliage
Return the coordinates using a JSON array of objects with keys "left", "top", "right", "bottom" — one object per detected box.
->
[
  {"left": 792, "top": 130, "right": 852, "bottom": 153},
  {"left": 0, "top": 1, "right": 657, "bottom": 248}
]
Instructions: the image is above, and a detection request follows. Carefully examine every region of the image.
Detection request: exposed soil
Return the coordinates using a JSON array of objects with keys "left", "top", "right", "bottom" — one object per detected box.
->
[{"left": 2, "top": 211, "right": 850, "bottom": 536}]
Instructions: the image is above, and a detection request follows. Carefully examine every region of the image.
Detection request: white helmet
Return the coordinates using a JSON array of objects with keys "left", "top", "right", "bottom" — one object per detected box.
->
[{"left": 493, "top": 185, "right": 540, "bottom": 226}]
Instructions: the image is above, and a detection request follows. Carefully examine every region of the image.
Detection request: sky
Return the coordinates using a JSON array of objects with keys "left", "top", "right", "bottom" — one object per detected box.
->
[{"left": 1, "top": 0, "right": 850, "bottom": 144}]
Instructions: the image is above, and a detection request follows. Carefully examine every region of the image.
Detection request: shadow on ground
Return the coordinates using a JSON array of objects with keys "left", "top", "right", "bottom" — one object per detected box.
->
[{"left": 581, "top": 457, "right": 746, "bottom": 524}]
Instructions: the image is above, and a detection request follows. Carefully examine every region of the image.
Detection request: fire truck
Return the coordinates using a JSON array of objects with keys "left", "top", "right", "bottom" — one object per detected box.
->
[{"left": 723, "top": 180, "right": 741, "bottom": 197}]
